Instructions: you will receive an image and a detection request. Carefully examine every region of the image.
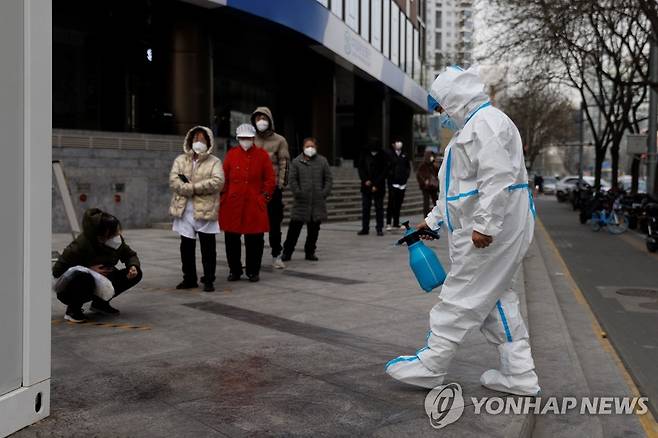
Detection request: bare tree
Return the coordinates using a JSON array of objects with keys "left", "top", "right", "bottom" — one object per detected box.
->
[
  {"left": 486, "top": 0, "right": 650, "bottom": 189},
  {"left": 497, "top": 84, "right": 577, "bottom": 169}
]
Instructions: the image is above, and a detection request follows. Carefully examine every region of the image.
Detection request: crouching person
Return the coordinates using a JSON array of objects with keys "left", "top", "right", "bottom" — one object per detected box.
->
[{"left": 52, "top": 208, "right": 142, "bottom": 323}]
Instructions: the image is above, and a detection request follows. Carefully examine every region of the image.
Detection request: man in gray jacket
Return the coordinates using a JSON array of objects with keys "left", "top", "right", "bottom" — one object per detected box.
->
[{"left": 281, "top": 137, "right": 333, "bottom": 261}]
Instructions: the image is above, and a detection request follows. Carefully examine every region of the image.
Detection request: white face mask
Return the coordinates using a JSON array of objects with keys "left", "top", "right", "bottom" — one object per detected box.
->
[
  {"left": 105, "top": 235, "right": 122, "bottom": 250},
  {"left": 430, "top": 156, "right": 435, "bottom": 162},
  {"left": 192, "top": 141, "right": 208, "bottom": 154},
  {"left": 370, "top": 151, "right": 377, "bottom": 156},
  {"left": 239, "top": 139, "right": 253, "bottom": 150},
  {"left": 256, "top": 120, "right": 269, "bottom": 132},
  {"left": 303, "top": 147, "right": 317, "bottom": 158},
  {"left": 394, "top": 141, "right": 403, "bottom": 150}
]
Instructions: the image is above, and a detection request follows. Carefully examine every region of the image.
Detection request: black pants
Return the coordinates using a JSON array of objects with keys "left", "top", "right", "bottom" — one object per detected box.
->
[
  {"left": 224, "top": 232, "right": 264, "bottom": 277},
  {"left": 361, "top": 189, "right": 385, "bottom": 232},
  {"left": 56, "top": 267, "right": 143, "bottom": 309},
  {"left": 386, "top": 186, "right": 406, "bottom": 227},
  {"left": 180, "top": 232, "right": 216, "bottom": 285},
  {"left": 283, "top": 220, "right": 321, "bottom": 257},
  {"left": 423, "top": 189, "right": 439, "bottom": 217},
  {"left": 268, "top": 187, "right": 284, "bottom": 258}
]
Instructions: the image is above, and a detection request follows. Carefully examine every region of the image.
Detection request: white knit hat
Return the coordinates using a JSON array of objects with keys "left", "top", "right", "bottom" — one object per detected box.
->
[{"left": 236, "top": 123, "right": 256, "bottom": 138}]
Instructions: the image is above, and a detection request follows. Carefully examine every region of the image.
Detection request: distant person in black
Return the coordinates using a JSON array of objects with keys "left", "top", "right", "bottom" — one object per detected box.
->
[
  {"left": 533, "top": 174, "right": 544, "bottom": 194},
  {"left": 358, "top": 141, "right": 390, "bottom": 236},
  {"left": 385, "top": 139, "right": 411, "bottom": 231}
]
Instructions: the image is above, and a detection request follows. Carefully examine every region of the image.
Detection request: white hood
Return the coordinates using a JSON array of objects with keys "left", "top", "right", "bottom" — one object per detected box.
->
[{"left": 428, "top": 65, "right": 489, "bottom": 129}]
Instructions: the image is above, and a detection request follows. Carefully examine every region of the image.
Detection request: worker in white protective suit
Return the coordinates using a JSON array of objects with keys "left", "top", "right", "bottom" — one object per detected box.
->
[{"left": 385, "top": 65, "right": 540, "bottom": 396}]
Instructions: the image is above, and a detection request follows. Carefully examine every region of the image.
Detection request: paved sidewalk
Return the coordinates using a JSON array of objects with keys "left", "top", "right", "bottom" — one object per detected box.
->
[{"left": 16, "top": 218, "right": 533, "bottom": 437}]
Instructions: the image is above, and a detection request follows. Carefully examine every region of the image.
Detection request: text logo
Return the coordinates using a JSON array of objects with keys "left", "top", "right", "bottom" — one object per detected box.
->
[{"left": 424, "top": 383, "right": 465, "bottom": 429}]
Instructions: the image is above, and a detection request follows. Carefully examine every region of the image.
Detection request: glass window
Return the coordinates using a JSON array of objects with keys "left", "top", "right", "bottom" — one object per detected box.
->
[
  {"left": 361, "top": 0, "right": 370, "bottom": 41},
  {"left": 345, "top": 0, "right": 359, "bottom": 31},
  {"left": 383, "top": 0, "right": 390, "bottom": 58},
  {"left": 406, "top": 18, "right": 412, "bottom": 73},
  {"left": 331, "top": 0, "right": 343, "bottom": 19},
  {"left": 435, "top": 32, "right": 442, "bottom": 49},
  {"left": 399, "top": 13, "right": 406, "bottom": 70},
  {"left": 391, "top": 2, "right": 400, "bottom": 65},
  {"left": 371, "top": 0, "right": 382, "bottom": 51},
  {"left": 435, "top": 11, "right": 442, "bottom": 28}
]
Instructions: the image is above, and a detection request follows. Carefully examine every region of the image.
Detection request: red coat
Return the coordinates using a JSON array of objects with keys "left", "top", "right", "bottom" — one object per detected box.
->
[{"left": 219, "top": 145, "right": 276, "bottom": 234}]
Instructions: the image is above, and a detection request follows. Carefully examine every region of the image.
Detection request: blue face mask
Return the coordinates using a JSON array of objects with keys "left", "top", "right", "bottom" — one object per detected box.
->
[{"left": 439, "top": 112, "right": 459, "bottom": 131}]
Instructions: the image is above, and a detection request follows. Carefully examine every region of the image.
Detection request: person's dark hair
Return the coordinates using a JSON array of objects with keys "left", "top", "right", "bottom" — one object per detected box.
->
[
  {"left": 367, "top": 138, "right": 381, "bottom": 151},
  {"left": 97, "top": 213, "right": 121, "bottom": 240},
  {"left": 302, "top": 137, "right": 318, "bottom": 147},
  {"left": 189, "top": 128, "right": 211, "bottom": 148}
]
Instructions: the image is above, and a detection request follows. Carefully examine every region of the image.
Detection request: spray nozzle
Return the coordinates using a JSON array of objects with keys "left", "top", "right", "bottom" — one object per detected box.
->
[{"left": 396, "top": 221, "right": 440, "bottom": 246}]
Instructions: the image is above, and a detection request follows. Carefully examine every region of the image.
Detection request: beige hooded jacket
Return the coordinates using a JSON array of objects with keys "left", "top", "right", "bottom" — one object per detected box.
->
[
  {"left": 251, "top": 106, "right": 290, "bottom": 188},
  {"left": 169, "top": 126, "right": 225, "bottom": 221}
]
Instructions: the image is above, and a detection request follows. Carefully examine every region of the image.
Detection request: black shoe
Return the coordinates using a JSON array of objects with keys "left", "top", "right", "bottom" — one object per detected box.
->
[
  {"left": 64, "top": 306, "right": 86, "bottom": 323},
  {"left": 91, "top": 299, "right": 120, "bottom": 315},
  {"left": 357, "top": 230, "right": 369, "bottom": 235},
  {"left": 248, "top": 274, "right": 260, "bottom": 282},
  {"left": 203, "top": 283, "right": 215, "bottom": 292},
  {"left": 227, "top": 273, "right": 241, "bottom": 282},
  {"left": 376, "top": 230, "right": 384, "bottom": 236},
  {"left": 305, "top": 254, "right": 319, "bottom": 261},
  {"left": 176, "top": 281, "right": 198, "bottom": 289},
  {"left": 281, "top": 253, "right": 291, "bottom": 262}
]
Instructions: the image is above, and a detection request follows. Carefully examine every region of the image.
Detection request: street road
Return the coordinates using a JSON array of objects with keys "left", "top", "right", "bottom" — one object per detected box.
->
[{"left": 537, "top": 196, "right": 658, "bottom": 415}]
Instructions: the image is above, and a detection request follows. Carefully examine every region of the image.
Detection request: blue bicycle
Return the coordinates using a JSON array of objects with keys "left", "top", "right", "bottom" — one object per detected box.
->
[{"left": 590, "top": 196, "right": 628, "bottom": 234}]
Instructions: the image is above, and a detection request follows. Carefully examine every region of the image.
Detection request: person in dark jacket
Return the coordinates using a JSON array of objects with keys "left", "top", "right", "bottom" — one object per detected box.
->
[
  {"left": 358, "top": 140, "right": 390, "bottom": 236},
  {"left": 417, "top": 149, "right": 440, "bottom": 216},
  {"left": 52, "top": 208, "right": 142, "bottom": 323},
  {"left": 282, "top": 137, "right": 333, "bottom": 261},
  {"left": 385, "top": 139, "right": 411, "bottom": 231}
]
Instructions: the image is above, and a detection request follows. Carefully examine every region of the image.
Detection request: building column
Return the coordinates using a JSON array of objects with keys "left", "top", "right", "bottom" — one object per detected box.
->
[
  {"left": 382, "top": 86, "right": 391, "bottom": 151},
  {"left": 312, "top": 64, "right": 336, "bottom": 164},
  {"left": 166, "top": 14, "right": 213, "bottom": 135},
  {"left": 0, "top": 0, "right": 52, "bottom": 435}
]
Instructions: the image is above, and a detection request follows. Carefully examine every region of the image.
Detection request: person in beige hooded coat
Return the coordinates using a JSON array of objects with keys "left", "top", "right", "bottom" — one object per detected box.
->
[
  {"left": 251, "top": 106, "right": 290, "bottom": 269},
  {"left": 169, "top": 126, "right": 224, "bottom": 292}
]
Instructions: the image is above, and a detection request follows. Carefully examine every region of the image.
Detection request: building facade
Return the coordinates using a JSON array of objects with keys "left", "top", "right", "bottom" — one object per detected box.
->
[
  {"left": 52, "top": 0, "right": 428, "bottom": 230},
  {"left": 424, "top": 0, "right": 474, "bottom": 83}
]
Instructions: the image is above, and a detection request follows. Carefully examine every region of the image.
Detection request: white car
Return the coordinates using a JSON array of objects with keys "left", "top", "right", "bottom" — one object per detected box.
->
[
  {"left": 618, "top": 175, "right": 647, "bottom": 193},
  {"left": 555, "top": 175, "right": 609, "bottom": 202},
  {"left": 542, "top": 177, "right": 558, "bottom": 195}
]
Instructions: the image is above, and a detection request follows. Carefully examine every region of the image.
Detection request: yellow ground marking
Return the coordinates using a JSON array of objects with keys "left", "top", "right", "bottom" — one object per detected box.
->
[
  {"left": 52, "top": 319, "right": 151, "bottom": 331},
  {"left": 537, "top": 218, "right": 658, "bottom": 437}
]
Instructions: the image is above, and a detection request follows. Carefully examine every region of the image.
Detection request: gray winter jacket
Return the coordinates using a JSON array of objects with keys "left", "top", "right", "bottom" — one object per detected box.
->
[{"left": 288, "top": 154, "right": 333, "bottom": 222}]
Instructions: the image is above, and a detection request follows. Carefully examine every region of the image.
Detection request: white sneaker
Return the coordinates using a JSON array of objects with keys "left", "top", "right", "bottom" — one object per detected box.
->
[
  {"left": 386, "top": 225, "right": 393, "bottom": 231},
  {"left": 273, "top": 256, "right": 286, "bottom": 269}
]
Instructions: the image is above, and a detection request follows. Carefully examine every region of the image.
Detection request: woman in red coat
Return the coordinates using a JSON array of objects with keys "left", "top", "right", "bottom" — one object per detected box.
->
[{"left": 220, "top": 123, "right": 276, "bottom": 282}]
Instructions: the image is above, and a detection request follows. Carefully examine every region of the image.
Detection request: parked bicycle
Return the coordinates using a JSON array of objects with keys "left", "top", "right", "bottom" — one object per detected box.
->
[{"left": 589, "top": 193, "right": 628, "bottom": 234}]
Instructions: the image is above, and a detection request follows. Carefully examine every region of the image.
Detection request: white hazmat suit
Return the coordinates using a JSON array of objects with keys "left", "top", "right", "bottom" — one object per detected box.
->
[{"left": 385, "top": 66, "right": 540, "bottom": 396}]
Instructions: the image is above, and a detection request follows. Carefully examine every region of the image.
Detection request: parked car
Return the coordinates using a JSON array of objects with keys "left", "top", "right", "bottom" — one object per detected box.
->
[
  {"left": 617, "top": 176, "right": 647, "bottom": 194},
  {"left": 542, "top": 176, "right": 558, "bottom": 195},
  {"left": 556, "top": 176, "right": 589, "bottom": 202}
]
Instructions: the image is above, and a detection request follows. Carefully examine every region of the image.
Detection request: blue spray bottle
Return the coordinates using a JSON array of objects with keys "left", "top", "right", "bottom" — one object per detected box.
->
[{"left": 396, "top": 221, "right": 447, "bottom": 292}]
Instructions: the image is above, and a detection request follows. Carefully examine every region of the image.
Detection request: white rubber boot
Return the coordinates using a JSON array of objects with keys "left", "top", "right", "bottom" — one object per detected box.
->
[
  {"left": 480, "top": 369, "right": 541, "bottom": 396},
  {"left": 385, "top": 356, "right": 447, "bottom": 389}
]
